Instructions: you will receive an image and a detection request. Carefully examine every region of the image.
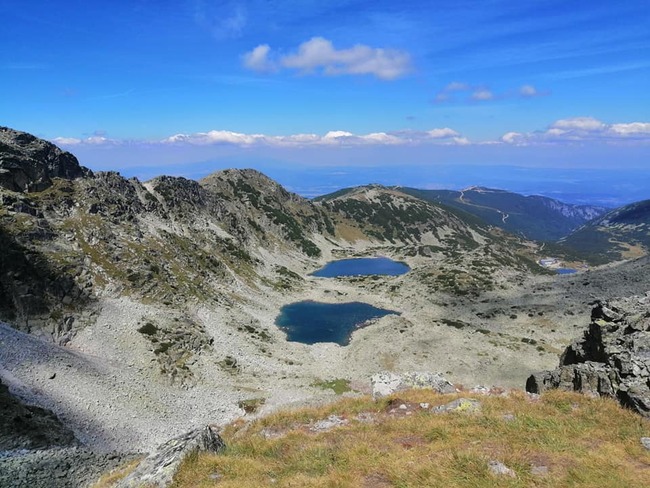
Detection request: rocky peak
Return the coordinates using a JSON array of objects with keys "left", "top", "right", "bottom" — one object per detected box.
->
[
  {"left": 200, "top": 168, "right": 303, "bottom": 206},
  {"left": 0, "top": 127, "right": 92, "bottom": 192}
]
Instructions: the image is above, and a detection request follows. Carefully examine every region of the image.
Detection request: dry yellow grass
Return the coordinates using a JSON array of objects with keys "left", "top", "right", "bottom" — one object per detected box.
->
[
  {"left": 91, "top": 458, "right": 143, "bottom": 488},
  {"left": 168, "top": 389, "right": 650, "bottom": 487}
]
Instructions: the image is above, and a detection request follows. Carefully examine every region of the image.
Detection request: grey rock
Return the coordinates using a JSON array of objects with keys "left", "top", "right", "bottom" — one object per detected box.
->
[
  {"left": 526, "top": 298, "right": 650, "bottom": 417},
  {"left": 641, "top": 437, "right": 650, "bottom": 451},
  {"left": 531, "top": 464, "right": 549, "bottom": 476},
  {"left": 371, "top": 371, "right": 456, "bottom": 399},
  {"left": 0, "top": 126, "right": 91, "bottom": 192},
  {"left": 0, "top": 447, "right": 137, "bottom": 488},
  {"left": 431, "top": 398, "right": 481, "bottom": 414},
  {"left": 488, "top": 460, "right": 516, "bottom": 477},
  {"left": 310, "top": 415, "right": 348, "bottom": 433},
  {"left": 116, "top": 425, "right": 225, "bottom": 488}
]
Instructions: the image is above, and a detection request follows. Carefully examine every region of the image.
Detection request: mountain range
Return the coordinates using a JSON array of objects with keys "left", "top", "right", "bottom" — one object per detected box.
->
[{"left": 1, "top": 126, "right": 650, "bottom": 486}]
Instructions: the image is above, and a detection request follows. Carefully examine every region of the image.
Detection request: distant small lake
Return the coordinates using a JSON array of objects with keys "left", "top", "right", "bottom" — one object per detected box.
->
[
  {"left": 556, "top": 268, "right": 577, "bottom": 275},
  {"left": 311, "top": 257, "right": 410, "bottom": 278},
  {"left": 275, "top": 300, "right": 399, "bottom": 345}
]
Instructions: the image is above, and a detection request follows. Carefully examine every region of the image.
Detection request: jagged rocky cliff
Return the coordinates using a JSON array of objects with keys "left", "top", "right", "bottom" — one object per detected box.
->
[
  {"left": 0, "top": 127, "right": 91, "bottom": 193},
  {"left": 527, "top": 297, "right": 650, "bottom": 417}
]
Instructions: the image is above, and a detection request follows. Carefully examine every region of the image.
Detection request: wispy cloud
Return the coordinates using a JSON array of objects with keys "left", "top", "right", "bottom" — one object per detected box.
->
[
  {"left": 471, "top": 88, "right": 494, "bottom": 101},
  {"left": 435, "top": 82, "right": 548, "bottom": 103},
  {"left": 541, "top": 61, "right": 650, "bottom": 81},
  {"left": 193, "top": 0, "right": 247, "bottom": 40},
  {"left": 501, "top": 117, "right": 650, "bottom": 145},
  {"left": 242, "top": 37, "right": 412, "bottom": 80}
]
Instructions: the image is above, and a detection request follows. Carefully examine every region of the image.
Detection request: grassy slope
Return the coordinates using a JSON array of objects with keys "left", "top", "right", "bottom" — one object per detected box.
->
[{"left": 167, "top": 389, "right": 650, "bottom": 488}]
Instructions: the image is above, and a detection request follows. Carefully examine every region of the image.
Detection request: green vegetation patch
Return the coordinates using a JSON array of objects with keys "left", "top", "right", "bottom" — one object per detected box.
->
[
  {"left": 238, "top": 398, "right": 266, "bottom": 414},
  {"left": 311, "top": 378, "right": 353, "bottom": 395}
]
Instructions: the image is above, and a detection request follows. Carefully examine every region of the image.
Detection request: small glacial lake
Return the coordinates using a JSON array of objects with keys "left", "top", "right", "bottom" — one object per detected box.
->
[
  {"left": 556, "top": 268, "right": 577, "bottom": 275},
  {"left": 275, "top": 300, "right": 399, "bottom": 345},
  {"left": 311, "top": 257, "right": 410, "bottom": 278}
]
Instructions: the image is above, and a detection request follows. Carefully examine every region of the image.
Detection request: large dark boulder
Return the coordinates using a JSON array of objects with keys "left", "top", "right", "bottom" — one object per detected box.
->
[
  {"left": 526, "top": 297, "right": 650, "bottom": 417},
  {"left": 0, "top": 127, "right": 92, "bottom": 192}
]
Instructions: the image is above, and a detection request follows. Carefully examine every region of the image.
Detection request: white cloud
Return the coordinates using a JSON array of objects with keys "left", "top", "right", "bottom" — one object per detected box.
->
[
  {"left": 52, "top": 137, "right": 81, "bottom": 145},
  {"left": 242, "top": 37, "right": 411, "bottom": 80},
  {"left": 445, "top": 81, "right": 470, "bottom": 92},
  {"left": 608, "top": 122, "right": 650, "bottom": 136},
  {"left": 501, "top": 132, "right": 524, "bottom": 145},
  {"left": 242, "top": 44, "right": 274, "bottom": 72},
  {"left": 427, "top": 128, "right": 460, "bottom": 139},
  {"left": 471, "top": 88, "right": 494, "bottom": 101},
  {"left": 551, "top": 117, "right": 605, "bottom": 132},
  {"left": 52, "top": 136, "right": 120, "bottom": 146},
  {"left": 501, "top": 117, "right": 650, "bottom": 145},
  {"left": 164, "top": 130, "right": 264, "bottom": 146},
  {"left": 519, "top": 85, "right": 538, "bottom": 97},
  {"left": 157, "top": 127, "right": 466, "bottom": 147},
  {"left": 85, "top": 136, "right": 112, "bottom": 145}
]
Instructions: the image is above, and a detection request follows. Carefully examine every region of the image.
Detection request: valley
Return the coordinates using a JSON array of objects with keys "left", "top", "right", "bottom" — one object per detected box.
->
[{"left": 1, "top": 127, "right": 649, "bottom": 486}]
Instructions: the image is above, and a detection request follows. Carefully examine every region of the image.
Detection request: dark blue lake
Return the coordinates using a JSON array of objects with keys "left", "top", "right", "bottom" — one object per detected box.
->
[
  {"left": 556, "top": 268, "right": 577, "bottom": 275},
  {"left": 275, "top": 300, "right": 399, "bottom": 345},
  {"left": 311, "top": 257, "right": 410, "bottom": 278}
]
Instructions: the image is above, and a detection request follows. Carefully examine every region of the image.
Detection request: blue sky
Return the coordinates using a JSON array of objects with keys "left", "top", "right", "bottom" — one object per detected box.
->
[{"left": 1, "top": 1, "right": 649, "bottom": 201}]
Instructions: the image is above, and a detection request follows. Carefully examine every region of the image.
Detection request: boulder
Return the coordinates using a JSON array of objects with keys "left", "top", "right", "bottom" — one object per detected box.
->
[
  {"left": 431, "top": 398, "right": 481, "bottom": 414},
  {"left": 116, "top": 425, "right": 225, "bottom": 488},
  {"left": 526, "top": 298, "right": 650, "bottom": 417},
  {"left": 371, "top": 372, "right": 456, "bottom": 399}
]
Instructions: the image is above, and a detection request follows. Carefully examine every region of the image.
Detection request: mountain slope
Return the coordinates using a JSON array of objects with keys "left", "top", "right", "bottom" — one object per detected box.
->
[
  {"left": 559, "top": 199, "right": 650, "bottom": 264},
  {"left": 316, "top": 185, "right": 548, "bottom": 295},
  {"left": 399, "top": 186, "right": 607, "bottom": 241}
]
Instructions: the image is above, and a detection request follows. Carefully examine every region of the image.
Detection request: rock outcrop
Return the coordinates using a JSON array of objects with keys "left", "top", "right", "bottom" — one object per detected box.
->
[
  {"left": 0, "top": 127, "right": 91, "bottom": 192},
  {"left": 116, "top": 425, "right": 225, "bottom": 488},
  {"left": 371, "top": 371, "right": 456, "bottom": 399},
  {"left": 526, "top": 296, "right": 650, "bottom": 417}
]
